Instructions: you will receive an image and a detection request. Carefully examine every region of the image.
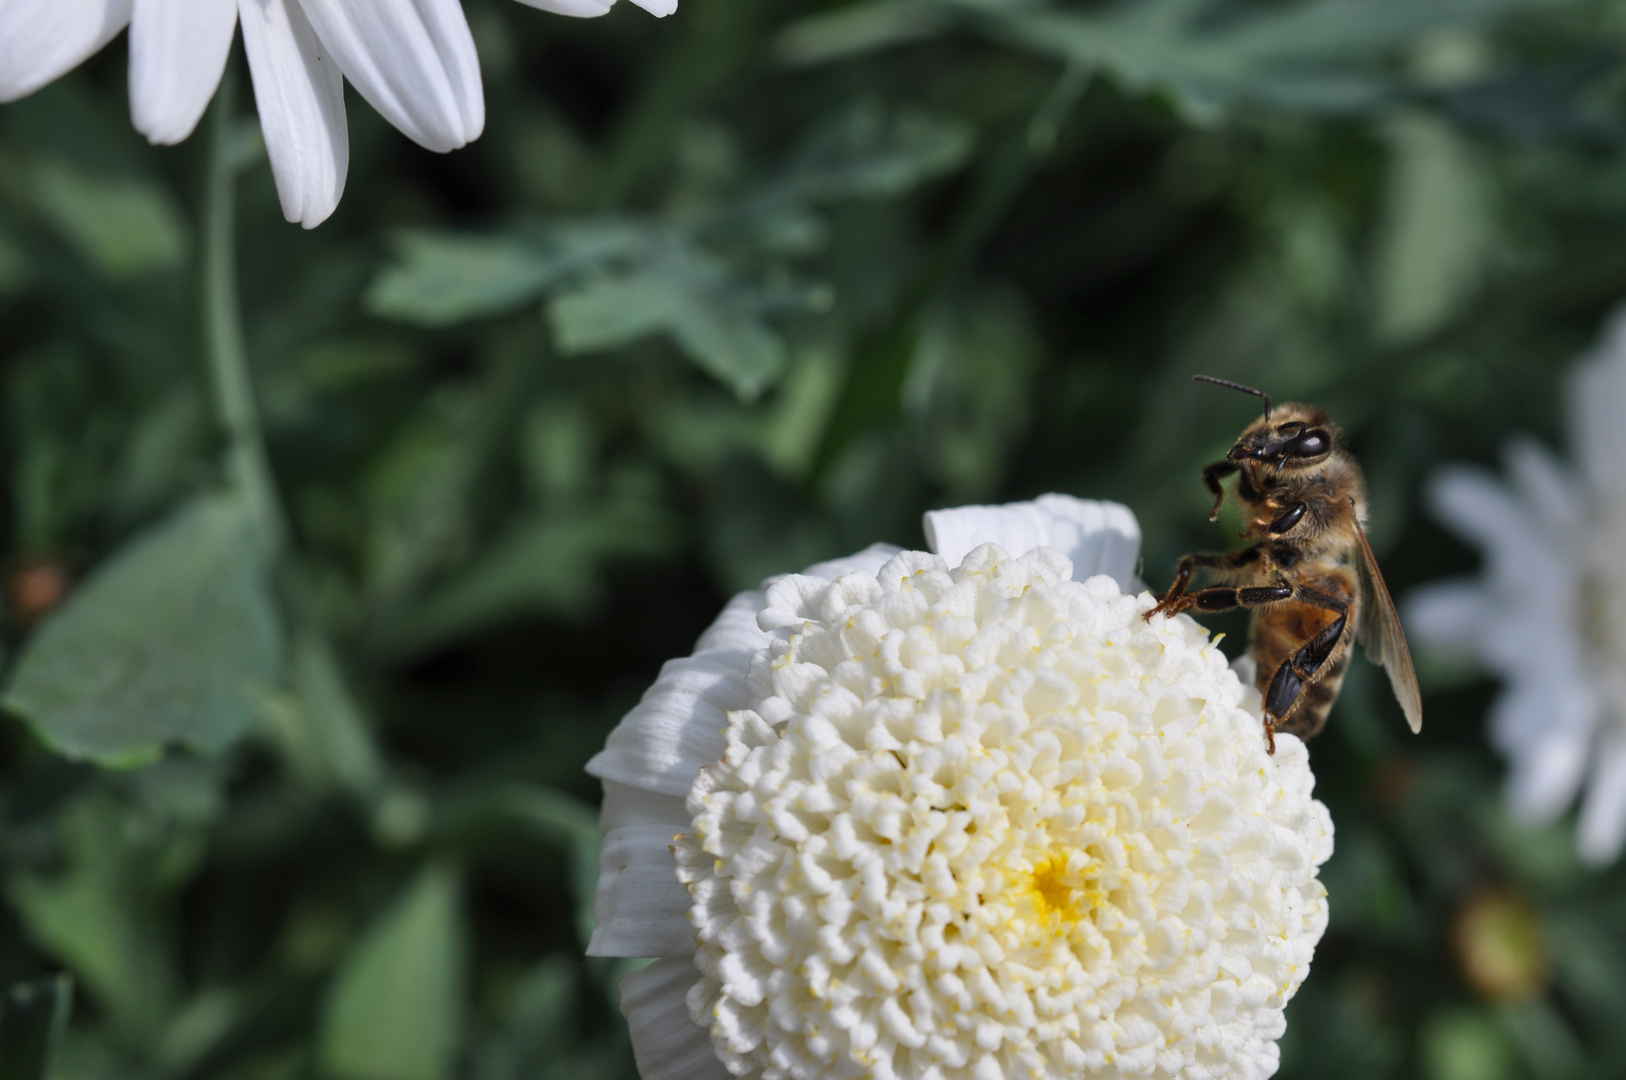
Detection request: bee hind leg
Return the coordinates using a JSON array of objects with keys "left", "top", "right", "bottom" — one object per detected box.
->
[{"left": 1262, "top": 598, "right": 1350, "bottom": 754}]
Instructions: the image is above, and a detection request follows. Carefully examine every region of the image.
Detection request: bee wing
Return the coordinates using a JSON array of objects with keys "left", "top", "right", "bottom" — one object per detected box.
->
[{"left": 1352, "top": 512, "right": 1423, "bottom": 733}]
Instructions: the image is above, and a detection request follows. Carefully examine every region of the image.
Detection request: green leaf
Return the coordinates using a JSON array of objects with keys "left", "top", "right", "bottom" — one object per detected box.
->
[
  {"left": 0, "top": 977, "right": 72, "bottom": 1080},
  {"left": 364, "top": 233, "right": 560, "bottom": 327},
  {"left": 800, "top": 0, "right": 1558, "bottom": 119},
  {"left": 3, "top": 492, "right": 282, "bottom": 766},
  {"left": 775, "top": 103, "right": 974, "bottom": 202},
  {"left": 29, "top": 158, "right": 187, "bottom": 280},
  {"left": 549, "top": 249, "right": 789, "bottom": 400},
  {"left": 1371, "top": 111, "right": 1493, "bottom": 344},
  {"left": 366, "top": 224, "right": 652, "bottom": 328},
  {"left": 379, "top": 487, "right": 676, "bottom": 658},
  {"left": 436, "top": 786, "right": 600, "bottom": 948},
  {"left": 320, "top": 864, "right": 465, "bottom": 1080},
  {"left": 0, "top": 231, "right": 29, "bottom": 296},
  {"left": 1421, "top": 1009, "right": 1515, "bottom": 1080},
  {"left": 7, "top": 795, "right": 174, "bottom": 1037}
]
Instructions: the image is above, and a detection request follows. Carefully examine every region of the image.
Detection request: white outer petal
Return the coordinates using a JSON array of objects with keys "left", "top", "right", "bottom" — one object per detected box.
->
[
  {"left": 627, "top": 0, "right": 677, "bottom": 14},
  {"left": 128, "top": 0, "right": 237, "bottom": 144},
  {"left": 1568, "top": 305, "right": 1626, "bottom": 505},
  {"left": 1503, "top": 436, "right": 1585, "bottom": 538},
  {"left": 1578, "top": 727, "right": 1626, "bottom": 864},
  {"left": 240, "top": 0, "right": 348, "bottom": 228},
  {"left": 1490, "top": 680, "right": 1593, "bottom": 823},
  {"left": 585, "top": 654, "right": 753, "bottom": 799},
  {"left": 923, "top": 494, "right": 1141, "bottom": 593},
  {"left": 600, "top": 779, "right": 689, "bottom": 833},
  {"left": 1404, "top": 580, "right": 1491, "bottom": 653},
  {"left": 588, "top": 824, "right": 693, "bottom": 958},
  {"left": 619, "top": 958, "right": 730, "bottom": 1080},
  {"left": 0, "top": 0, "right": 131, "bottom": 102},
  {"left": 299, "top": 0, "right": 482, "bottom": 152},
  {"left": 799, "top": 541, "right": 903, "bottom": 583},
  {"left": 691, "top": 589, "right": 769, "bottom": 668},
  {"left": 508, "top": 0, "right": 615, "bottom": 15}
]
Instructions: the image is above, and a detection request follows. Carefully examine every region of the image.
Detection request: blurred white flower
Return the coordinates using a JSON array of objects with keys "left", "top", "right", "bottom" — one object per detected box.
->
[
  {"left": 587, "top": 495, "right": 1333, "bottom": 1080},
  {"left": 0, "top": 0, "right": 675, "bottom": 229},
  {"left": 1408, "top": 309, "right": 1626, "bottom": 864}
]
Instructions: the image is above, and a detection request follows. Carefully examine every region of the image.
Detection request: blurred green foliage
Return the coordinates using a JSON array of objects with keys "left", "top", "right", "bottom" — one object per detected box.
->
[{"left": 4, "top": 0, "right": 1626, "bottom": 1078}]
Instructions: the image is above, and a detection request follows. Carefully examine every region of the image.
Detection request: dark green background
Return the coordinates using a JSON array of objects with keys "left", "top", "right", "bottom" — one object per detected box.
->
[{"left": 0, "top": 1, "right": 1621, "bottom": 1078}]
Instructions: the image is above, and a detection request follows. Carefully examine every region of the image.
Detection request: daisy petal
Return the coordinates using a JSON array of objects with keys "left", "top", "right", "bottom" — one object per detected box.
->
[
  {"left": 1404, "top": 580, "right": 1491, "bottom": 652},
  {"left": 1569, "top": 306, "right": 1626, "bottom": 504},
  {"left": 588, "top": 824, "right": 693, "bottom": 958},
  {"left": 298, "top": 0, "right": 483, "bottom": 153},
  {"left": 1578, "top": 727, "right": 1626, "bottom": 864},
  {"left": 0, "top": 0, "right": 131, "bottom": 103},
  {"left": 508, "top": 0, "right": 616, "bottom": 16},
  {"left": 129, "top": 0, "right": 238, "bottom": 144},
  {"left": 1491, "top": 679, "right": 1594, "bottom": 824},
  {"left": 619, "top": 958, "right": 730, "bottom": 1080},
  {"left": 240, "top": 0, "right": 348, "bottom": 228},
  {"left": 1503, "top": 436, "right": 1584, "bottom": 539},
  {"left": 585, "top": 654, "right": 753, "bottom": 798},
  {"left": 923, "top": 494, "right": 1141, "bottom": 591}
]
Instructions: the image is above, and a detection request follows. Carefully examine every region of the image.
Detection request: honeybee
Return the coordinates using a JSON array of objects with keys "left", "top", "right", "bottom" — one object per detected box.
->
[{"left": 1145, "top": 375, "right": 1423, "bottom": 753}]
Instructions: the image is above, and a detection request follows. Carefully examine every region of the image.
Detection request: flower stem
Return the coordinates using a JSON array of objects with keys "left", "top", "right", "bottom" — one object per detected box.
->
[
  {"left": 199, "top": 61, "right": 386, "bottom": 798},
  {"left": 203, "top": 64, "right": 286, "bottom": 553}
]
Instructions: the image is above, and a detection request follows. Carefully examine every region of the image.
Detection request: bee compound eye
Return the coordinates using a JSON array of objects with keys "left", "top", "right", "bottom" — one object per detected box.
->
[{"left": 1289, "top": 430, "right": 1329, "bottom": 457}]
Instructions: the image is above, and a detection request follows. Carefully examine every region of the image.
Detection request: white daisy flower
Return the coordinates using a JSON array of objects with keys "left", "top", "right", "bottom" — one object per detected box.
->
[
  {"left": 587, "top": 495, "right": 1334, "bottom": 1080},
  {"left": 0, "top": 0, "right": 675, "bottom": 229},
  {"left": 1408, "top": 309, "right": 1626, "bottom": 864}
]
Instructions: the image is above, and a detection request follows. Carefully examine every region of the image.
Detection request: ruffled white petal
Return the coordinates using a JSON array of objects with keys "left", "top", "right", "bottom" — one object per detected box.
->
[
  {"left": 240, "top": 0, "right": 348, "bottom": 228},
  {"left": 585, "top": 654, "right": 753, "bottom": 799},
  {"left": 600, "top": 779, "right": 689, "bottom": 833},
  {"left": 923, "top": 494, "right": 1141, "bottom": 592},
  {"left": 588, "top": 825, "right": 693, "bottom": 958},
  {"left": 298, "top": 0, "right": 483, "bottom": 153},
  {"left": 508, "top": 0, "right": 615, "bottom": 15},
  {"left": 798, "top": 541, "right": 904, "bottom": 584},
  {"left": 691, "top": 590, "right": 769, "bottom": 667},
  {"left": 0, "top": 0, "right": 131, "bottom": 103},
  {"left": 128, "top": 0, "right": 237, "bottom": 144},
  {"left": 619, "top": 959, "right": 730, "bottom": 1080},
  {"left": 1578, "top": 727, "right": 1626, "bottom": 863},
  {"left": 1568, "top": 306, "right": 1626, "bottom": 505}
]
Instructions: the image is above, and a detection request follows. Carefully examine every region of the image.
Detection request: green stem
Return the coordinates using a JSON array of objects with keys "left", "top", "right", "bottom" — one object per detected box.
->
[
  {"left": 203, "top": 65, "right": 286, "bottom": 553},
  {"left": 199, "top": 62, "right": 385, "bottom": 799}
]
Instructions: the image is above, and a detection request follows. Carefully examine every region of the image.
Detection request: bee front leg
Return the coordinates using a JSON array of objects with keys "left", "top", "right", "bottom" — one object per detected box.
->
[
  {"left": 1145, "top": 545, "right": 1264, "bottom": 620},
  {"left": 1201, "top": 460, "right": 1241, "bottom": 521}
]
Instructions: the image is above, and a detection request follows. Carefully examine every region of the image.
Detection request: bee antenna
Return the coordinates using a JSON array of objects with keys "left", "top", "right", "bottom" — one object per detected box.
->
[{"left": 1193, "top": 374, "right": 1271, "bottom": 420}]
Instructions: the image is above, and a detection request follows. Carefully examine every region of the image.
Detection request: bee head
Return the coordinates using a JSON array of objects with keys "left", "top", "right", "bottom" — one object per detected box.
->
[
  {"left": 1227, "top": 402, "right": 1336, "bottom": 467},
  {"left": 1192, "top": 375, "right": 1337, "bottom": 468}
]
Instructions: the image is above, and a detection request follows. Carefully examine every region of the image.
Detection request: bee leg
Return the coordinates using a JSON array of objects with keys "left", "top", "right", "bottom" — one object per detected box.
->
[
  {"left": 1151, "top": 580, "right": 1287, "bottom": 619},
  {"left": 1202, "top": 460, "right": 1240, "bottom": 522},
  {"left": 1261, "top": 600, "right": 1351, "bottom": 754},
  {"left": 1145, "top": 545, "right": 1264, "bottom": 619}
]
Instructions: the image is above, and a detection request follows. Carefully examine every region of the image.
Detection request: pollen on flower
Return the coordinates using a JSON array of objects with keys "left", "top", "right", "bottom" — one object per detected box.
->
[{"left": 674, "top": 544, "right": 1332, "bottom": 1080}]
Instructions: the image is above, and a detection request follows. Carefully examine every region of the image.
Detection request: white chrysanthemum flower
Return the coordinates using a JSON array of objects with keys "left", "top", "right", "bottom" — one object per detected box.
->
[
  {"left": 0, "top": 0, "right": 674, "bottom": 229},
  {"left": 588, "top": 496, "right": 1333, "bottom": 1080},
  {"left": 1408, "top": 308, "right": 1626, "bottom": 864}
]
